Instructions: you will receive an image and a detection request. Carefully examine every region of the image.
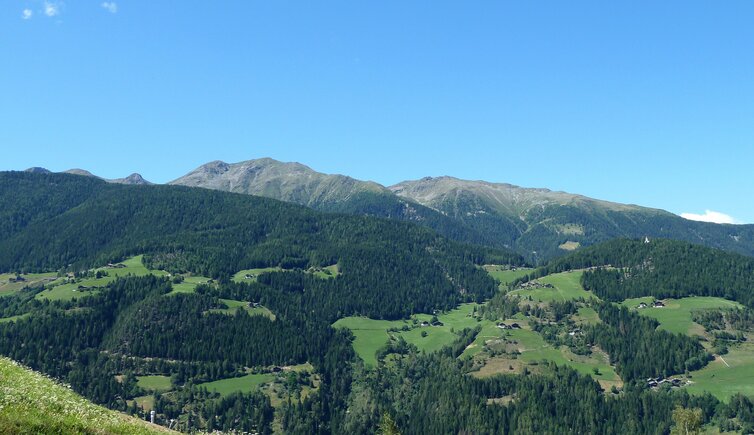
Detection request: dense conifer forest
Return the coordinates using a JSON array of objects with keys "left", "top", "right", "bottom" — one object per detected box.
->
[{"left": 2, "top": 172, "right": 754, "bottom": 433}]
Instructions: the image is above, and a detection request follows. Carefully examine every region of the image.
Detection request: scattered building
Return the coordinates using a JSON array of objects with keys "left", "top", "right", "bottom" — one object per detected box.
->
[
  {"left": 517, "top": 280, "right": 554, "bottom": 290},
  {"left": 653, "top": 301, "right": 665, "bottom": 308},
  {"left": 646, "top": 376, "right": 684, "bottom": 388}
]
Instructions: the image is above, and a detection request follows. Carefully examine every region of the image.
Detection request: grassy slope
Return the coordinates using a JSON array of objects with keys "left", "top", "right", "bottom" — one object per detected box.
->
[
  {"left": 28, "top": 256, "right": 211, "bottom": 302},
  {"left": 136, "top": 375, "right": 172, "bottom": 393},
  {"left": 334, "top": 304, "right": 492, "bottom": 366},
  {"left": 620, "top": 296, "right": 742, "bottom": 336},
  {"left": 509, "top": 271, "right": 595, "bottom": 302},
  {"left": 168, "top": 276, "right": 211, "bottom": 294},
  {"left": 332, "top": 317, "right": 409, "bottom": 367},
  {"left": 35, "top": 255, "right": 169, "bottom": 301},
  {"left": 503, "top": 323, "right": 620, "bottom": 386},
  {"left": 618, "top": 296, "right": 752, "bottom": 401},
  {"left": 334, "top": 270, "right": 617, "bottom": 387},
  {"left": 232, "top": 267, "right": 283, "bottom": 283},
  {"left": 0, "top": 272, "right": 57, "bottom": 297},
  {"left": 231, "top": 265, "right": 341, "bottom": 283},
  {"left": 198, "top": 373, "right": 276, "bottom": 397},
  {"left": 0, "top": 357, "right": 171, "bottom": 434},
  {"left": 686, "top": 342, "right": 754, "bottom": 402},
  {"left": 208, "top": 299, "right": 276, "bottom": 320},
  {"left": 483, "top": 266, "right": 532, "bottom": 288}
]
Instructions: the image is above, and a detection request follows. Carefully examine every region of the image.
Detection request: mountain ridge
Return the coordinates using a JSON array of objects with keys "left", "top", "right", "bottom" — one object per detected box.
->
[
  {"left": 19, "top": 158, "right": 754, "bottom": 261},
  {"left": 167, "top": 157, "right": 754, "bottom": 260}
]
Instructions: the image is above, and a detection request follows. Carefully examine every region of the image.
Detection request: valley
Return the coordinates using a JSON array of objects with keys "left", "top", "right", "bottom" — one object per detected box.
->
[{"left": 1, "top": 172, "right": 754, "bottom": 433}]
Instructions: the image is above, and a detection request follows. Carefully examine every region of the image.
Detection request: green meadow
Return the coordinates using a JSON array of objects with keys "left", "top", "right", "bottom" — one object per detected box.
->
[
  {"left": 503, "top": 326, "right": 619, "bottom": 385},
  {"left": 0, "top": 313, "right": 30, "bottom": 324},
  {"left": 168, "top": 275, "right": 212, "bottom": 294},
  {"left": 208, "top": 298, "right": 276, "bottom": 320},
  {"left": 333, "top": 304, "right": 491, "bottom": 366},
  {"left": 331, "top": 317, "right": 410, "bottom": 367},
  {"left": 621, "top": 296, "right": 742, "bottom": 336},
  {"left": 470, "top": 318, "right": 621, "bottom": 390},
  {"left": 509, "top": 271, "right": 595, "bottom": 302},
  {"left": 136, "top": 375, "right": 172, "bottom": 393},
  {"left": 198, "top": 373, "right": 275, "bottom": 397},
  {"left": 572, "top": 306, "right": 600, "bottom": 325},
  {"left": 686, "top": 342, "right": 754, "bottom": 402},
  {"left": 482, "top": 266, "right": 532, "bottom": 287},
  {"left": 232, "top": 267, "right": 283, "bottom": 283},
  {"left": 232, "top": 265, "right": 341, "bottom": 283},
  {"left": 36, "top": 255, "right": 169, "bottom": 301},
  {"left": 310, "top": 264, "right": 340, "bottom": 279},
  {"left": 0, "top": 272, "right": 58, "bottom": 297},
  {"left": 30, "top": 255, "right": 214, "bottom": 301}
]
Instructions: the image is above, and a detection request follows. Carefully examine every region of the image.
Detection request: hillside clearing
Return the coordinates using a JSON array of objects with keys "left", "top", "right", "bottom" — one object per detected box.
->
[
  {"left": 621, "top": 296, "right": 742, "bottom": 336},
  {"left": 510, "top": 271, "right": 595, "bottom": 302}
]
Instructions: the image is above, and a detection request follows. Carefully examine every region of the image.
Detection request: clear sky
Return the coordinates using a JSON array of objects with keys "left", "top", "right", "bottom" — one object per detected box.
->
[{"left": 2, "top": 1, "right": 753, "bottom": 223}]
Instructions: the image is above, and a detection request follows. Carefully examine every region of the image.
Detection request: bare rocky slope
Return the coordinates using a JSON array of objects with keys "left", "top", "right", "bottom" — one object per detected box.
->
[{"left": 168, "top": 158, "right": 754, "bottom": 261}]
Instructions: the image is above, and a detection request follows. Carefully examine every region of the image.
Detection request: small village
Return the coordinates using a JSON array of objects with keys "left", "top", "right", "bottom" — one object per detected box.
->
[{"left": 646, "top": 376, "right": 686, "bottom": 389}]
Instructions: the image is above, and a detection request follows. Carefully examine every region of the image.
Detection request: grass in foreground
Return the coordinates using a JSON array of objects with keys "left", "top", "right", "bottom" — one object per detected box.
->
[{"left": 0, "top": 357, "right": 171, "bottom": 434}]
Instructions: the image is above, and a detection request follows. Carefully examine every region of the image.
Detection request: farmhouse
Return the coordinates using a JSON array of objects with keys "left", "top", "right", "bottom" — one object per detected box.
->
[
  {"left": 637, "top": 302, "right": 648, "bottom": 309},
  {"left": 518, "top": 281, "right": 555, "bottom": 290},
  {"left": 653, "top": 301, "right": 665, "bottom": 308}
]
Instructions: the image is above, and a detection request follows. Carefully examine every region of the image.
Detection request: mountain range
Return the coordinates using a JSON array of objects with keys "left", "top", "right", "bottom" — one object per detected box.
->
[
  {"left": 25, "top": 167, "right": 152, "bottom": 185},
  {"left": 27, "top": 158, "right": 754, "bottom": 261}
]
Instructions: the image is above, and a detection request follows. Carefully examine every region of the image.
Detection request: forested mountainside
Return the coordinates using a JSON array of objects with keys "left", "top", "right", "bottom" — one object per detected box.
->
[
  {"left": 167, "top": 158, "right": 754, "bottom": 262},
  {"left": 0, "top": 171, "right": 518, "bottom": 318},
  {"left": 169, "top": 159, "right": 493, "bottom": 250},
  {"left": 525, "top": 238, "right": 754, "bottom": 306},
  {"left": 3, "top": 171, "right": 754, "bottom": 433}
]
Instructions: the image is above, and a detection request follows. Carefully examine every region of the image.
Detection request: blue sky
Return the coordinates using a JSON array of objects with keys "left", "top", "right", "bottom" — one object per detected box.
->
[{"left": 2, "top": 1, "right": 753, "bottom": 223}]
